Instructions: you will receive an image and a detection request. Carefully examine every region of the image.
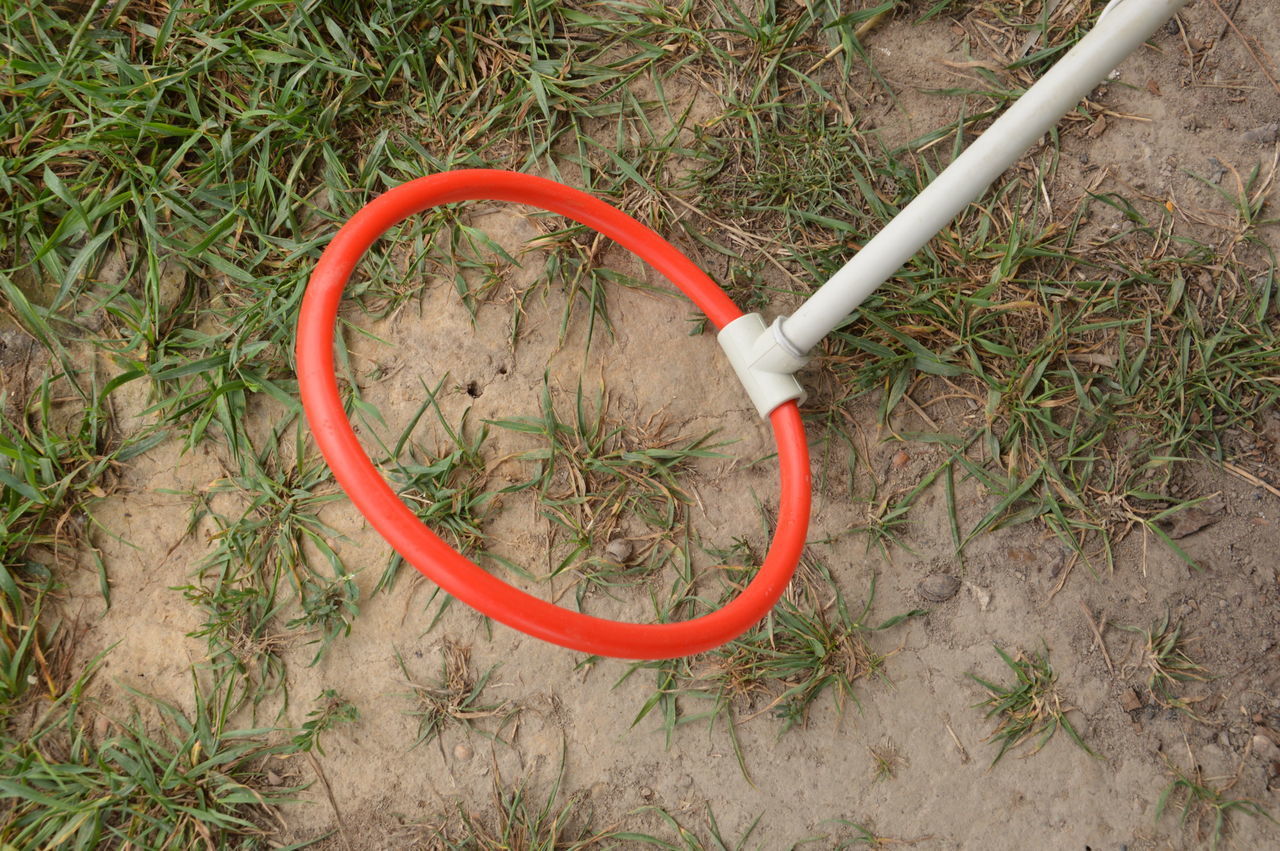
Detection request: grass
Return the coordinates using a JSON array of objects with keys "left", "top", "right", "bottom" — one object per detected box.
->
[
  {"left": 490, "top": 381, "right": 722, "bottom": 601},
  {"left": 1157, "top": 757, "right": 1277, "bottom": 851},
  {"left": 424, "top": 772, "right": 787, "bottom": 850},
  {"left": 1, "top": 0, "right": 1273, "bottom": 579},
  {"left": 0, "top": 375, "right": 117, "bottom": 568},
  {"left": 0, "top": 669, "right": 297, "bottom": 849},
  {"left": 0, "top": 370, "right": 316, "bottom": 843},
  {"left": 290, "top": 688, "right": 358, "bottom": 757},
  {"left": 1124, "top": 610, "right": 1209, "bottom": 713},
  {"left": 868, "top": 741, "right": 905, "bottom": 782},
  {"left": 688, "top": 581, "right": 918, "bottom": 732},
  {"left": 180, "top": 417, "right": 357, "bottom": 710},
  {"left": 805, "top": 178, "right": 1279, "bottom": 570},
  {"left": 0, "top": 0, "right": 712, "bottom": 449},
  {"left": 519, "top": 222, "right": 662, "bottom": 351},
  {"left": 970, "top": 644, "right": 1095, "bottom": 765},
  {"left": 0, "top": 383, "right": 101, "bottom": 707},
  {"left": 627, "top": 559, "right": 924, "bottom": 778},
  {"left": 369, "top": 377, "right": 503, "bottom": 594},
  {"left": 425, "top": 747, "right": 618, "bottom": 850},
  {"left": 666, "top": 4, "right": 1279, "bottom": 571},
  {"left": 0, "top": 557, "right": 54, "bottom": 707},
  {"left": 396, "top": 639, "right": 516, "bottom": 750},
  {"left": 0, "top": 365, "right": 169, "bottom": 711},
  {"left": 825, "top": 818, "right": 906, "bottom": 848},
  {"left": 622, "top": 806, "right": 762, "bottom": 850}
]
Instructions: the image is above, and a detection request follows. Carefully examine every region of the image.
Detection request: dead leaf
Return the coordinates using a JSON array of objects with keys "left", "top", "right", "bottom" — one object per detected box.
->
[{"left": 1165, "top": 495, "right": 1226, "bottom": 539}]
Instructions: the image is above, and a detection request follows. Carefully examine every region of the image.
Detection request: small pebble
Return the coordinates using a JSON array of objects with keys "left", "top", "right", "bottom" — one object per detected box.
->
[
  {"left": 1253, "top": 735, "right": 1280, "bottom": 763},
  {"left": 917, "top": 574, "right": 961, "bottom": 603},
  {"left": 1243, "top": 122, "right": 1280, "bottom": 145},
  {"left": 604, "top": 538, "right": 633, "bottom": 564},
  {"left": 1207, "top": 157, "right": 1227, "bottom": 185},
  {"left": 453, "top": 743, "right": 473, "bottom": 761},
  {"left": 969, "top": 583, "right": 992, "bottom": 611},
  {"left": 266, "top": 769, "right": 283, "bottom": 786},
  {"left": 640, "top": 786, "right": 654, "bottom": 800}
]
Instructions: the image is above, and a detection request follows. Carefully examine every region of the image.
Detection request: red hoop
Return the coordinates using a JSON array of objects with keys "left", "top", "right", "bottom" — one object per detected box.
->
[{"left": 296, "top": 170, "right": 810, "bottom": 659}]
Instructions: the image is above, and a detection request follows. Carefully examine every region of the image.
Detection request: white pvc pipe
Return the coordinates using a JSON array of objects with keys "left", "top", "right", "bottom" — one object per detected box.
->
[{"left": 778, "top": 0, "right": 1190, "bottom": 355}]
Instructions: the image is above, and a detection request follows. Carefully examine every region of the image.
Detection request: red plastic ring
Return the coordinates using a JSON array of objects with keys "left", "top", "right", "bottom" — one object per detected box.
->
[{"left": 296, "top": 170, "right": 810, "bottom": 659}]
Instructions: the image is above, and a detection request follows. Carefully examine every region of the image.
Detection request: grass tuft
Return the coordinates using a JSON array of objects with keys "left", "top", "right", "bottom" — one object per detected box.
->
[
  {"left": 1156, "top": 757, "right": 1277, "bottom": 851},
  {"left": 396, "top": 639, "right": 516, "bottom": 750},
  {"left": 491, "top": 381, "right": 721, "bottom": 600},
  {"left": 427, "top": 745, "right": 615, "bottom": 850},
  {"left": 1124, "top": 610, "right": 1209, "bottom": 713},
  {"left": 868, "top": 741, "right": 905, "bottom": 782},
  {"left": 627, "top": 564, "right": 923, "bottom": 779},
  {"left": 373, "top": 378, "right": 502, "bottom": 594},
  {"left": 291, "top": 688, "right": 358, "bottom": 757},
  {"left": 970, "top": 644, "right": 1094, "bottom": 765},
  {"left": 1, "top": 671, "right": 297, "bottom": 849}
]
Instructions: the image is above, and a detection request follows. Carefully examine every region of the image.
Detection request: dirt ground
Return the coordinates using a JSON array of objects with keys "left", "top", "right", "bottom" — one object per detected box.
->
[{"left": 56, "top": 1, "right": 1280, "bottom": 848}]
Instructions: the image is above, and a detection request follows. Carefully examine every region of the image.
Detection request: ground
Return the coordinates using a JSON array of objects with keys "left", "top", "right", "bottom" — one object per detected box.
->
[{"left": 2, "top": 1, "right": 1279, "bottom": 849}]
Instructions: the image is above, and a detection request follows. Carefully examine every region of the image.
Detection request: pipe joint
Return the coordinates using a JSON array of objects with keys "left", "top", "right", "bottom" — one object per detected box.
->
[{"left": 718, "top": 313, "right": 808, "bottom": 418}]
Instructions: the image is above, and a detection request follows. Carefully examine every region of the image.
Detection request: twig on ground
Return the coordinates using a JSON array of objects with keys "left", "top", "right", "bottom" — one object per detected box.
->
[
  {"left": 306, "top": 752, "right": 353, "bottom": 851},
  {"left": 1223, "top": 461, "right": 1280, "bottom": 500},
  {"left": 942, "top": 716, "right": 971, "bottom": 764},
  {"left": 1078, "top": 602, "right": 1116, "bottom": 677},
  {"left": 1208, "top": 0, "right": 1280, "bottom": 95}
]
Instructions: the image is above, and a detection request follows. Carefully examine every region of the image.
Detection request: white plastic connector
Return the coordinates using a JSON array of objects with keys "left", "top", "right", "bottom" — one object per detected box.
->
[{"left": 717, "top": 313, "right": 807, "bottom": 419}]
